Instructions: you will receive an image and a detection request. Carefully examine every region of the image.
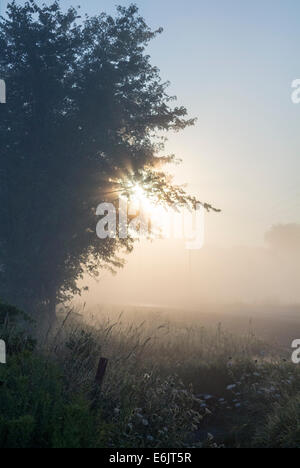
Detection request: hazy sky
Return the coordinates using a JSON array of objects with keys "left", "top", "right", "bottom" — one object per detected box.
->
[{"left": 2, "top": 0, "right": 300, "bottom": 246}]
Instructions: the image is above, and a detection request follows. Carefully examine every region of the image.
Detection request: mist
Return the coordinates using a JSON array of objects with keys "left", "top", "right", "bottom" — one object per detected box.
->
[{"left": 80, "top": 223, "right": 300, "bottom": 309}]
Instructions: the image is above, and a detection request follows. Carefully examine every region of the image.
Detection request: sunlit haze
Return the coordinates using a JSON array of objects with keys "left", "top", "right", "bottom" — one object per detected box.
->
[{"left": 2, "top": 0, "right": 300, "bottom": 307}]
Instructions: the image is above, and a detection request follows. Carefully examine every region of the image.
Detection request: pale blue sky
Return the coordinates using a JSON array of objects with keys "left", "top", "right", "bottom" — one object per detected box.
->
[{"left": 2, "top": 0, "right": 300, "bottom": 246}]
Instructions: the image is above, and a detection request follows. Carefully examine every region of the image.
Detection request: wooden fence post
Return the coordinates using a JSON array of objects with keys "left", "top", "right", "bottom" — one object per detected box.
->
[{"left": 95, "top": 357, "right": 108, "bottom": 386}]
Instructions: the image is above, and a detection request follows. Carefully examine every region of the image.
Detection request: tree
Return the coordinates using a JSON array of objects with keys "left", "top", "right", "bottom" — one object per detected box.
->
[
  {"left": 0, "top": 1, "right": 217, "bottom": 322},
  {"left": 265, "top": 224, "right": 300, "bottom": 254}
]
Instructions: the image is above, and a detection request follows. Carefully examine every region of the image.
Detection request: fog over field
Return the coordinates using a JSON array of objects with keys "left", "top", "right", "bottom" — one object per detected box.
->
[{"left": 82, "top": 224, "right": 300, "bottom": 308}]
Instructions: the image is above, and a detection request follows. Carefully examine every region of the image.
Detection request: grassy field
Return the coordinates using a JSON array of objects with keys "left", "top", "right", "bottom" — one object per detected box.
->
[{"left": 0, "top": 302, "right": 299, "bottom": 448}]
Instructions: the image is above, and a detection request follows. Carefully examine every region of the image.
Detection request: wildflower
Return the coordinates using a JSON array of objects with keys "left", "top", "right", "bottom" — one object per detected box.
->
[
  {"left": 114, "top": 408, "right": 120, "bottom": 415},
  {"left": 147, "top": 435, "right": 154, "bottom": 442},
  {"left": 226, "top": 384, "right": 237, "bottom": 391},
  {"left": 193, "top": 396, "right": 204, "bottom": 403},
  {"left": 142, "top": 418, "right": 149, "bottom": 426}
]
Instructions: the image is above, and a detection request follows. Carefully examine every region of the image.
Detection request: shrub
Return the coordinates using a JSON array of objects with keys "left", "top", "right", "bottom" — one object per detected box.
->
[
  {"left": 0, "top": 351, "right": 109, "bottom": 448},
  {"left": 253, "top": 394, "right": 300, "bottom": 448}
]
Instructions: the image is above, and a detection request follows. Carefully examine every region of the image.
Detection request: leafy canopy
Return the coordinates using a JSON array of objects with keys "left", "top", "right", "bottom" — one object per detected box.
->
[{"left": 0, "top": 1, "right": 217, "bottom": 316}]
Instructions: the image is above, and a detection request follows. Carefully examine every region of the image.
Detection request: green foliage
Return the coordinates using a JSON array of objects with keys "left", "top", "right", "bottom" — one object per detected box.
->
[
  {"left": 0, "top": 302, "right": 30, "bottom": 325},
  {"left": 0, "top": 303, "right": 108, "bottom": 448},
  {"left": 0, "top": 350, "right": 109, "bottom": 448},
  {"left": 106, "top": 375, "right": 204, "bottom": 448},
  {"left": 1, "top": 304, "right": 299, "bottom": 448},
  {"left": 253, "top": 394, "right": 300, "bottom": 448},
  {"left": 0, "top": 302, "right": 36, "bottom": 355}
]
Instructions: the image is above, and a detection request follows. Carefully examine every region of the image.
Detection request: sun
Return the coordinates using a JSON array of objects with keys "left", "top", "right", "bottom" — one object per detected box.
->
[
  {"left": 130, "top": 184, "right": 153, "bottom": 212},
  {"left": 129, "top": 184, "right": 169, "bottom": 233}
]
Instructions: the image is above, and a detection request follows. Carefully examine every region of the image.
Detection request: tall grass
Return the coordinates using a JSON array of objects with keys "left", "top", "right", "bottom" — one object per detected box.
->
[{"left": 0, "top": 303, "right": 299, "bottom": 448}]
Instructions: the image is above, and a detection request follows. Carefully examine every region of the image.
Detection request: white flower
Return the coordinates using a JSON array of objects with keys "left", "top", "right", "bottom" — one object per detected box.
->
[
  {"left": 142, "top": 418, "right": 149, "bottom": 426},
  {"left": 226, "top": 384, "right": 237, "bottom": 391}
]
